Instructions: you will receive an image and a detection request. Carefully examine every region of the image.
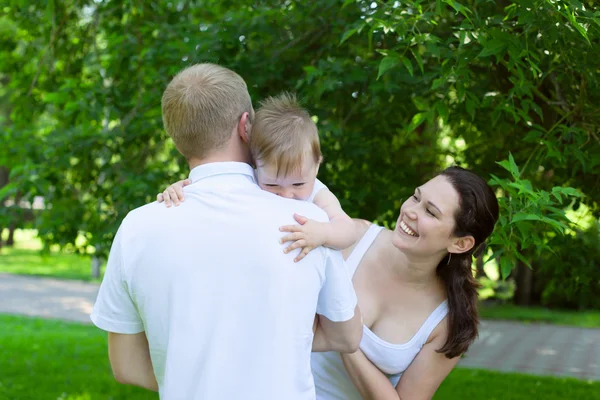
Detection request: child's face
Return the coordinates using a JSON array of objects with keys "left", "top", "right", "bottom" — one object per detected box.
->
[{"left": 255, "top": 158, "right": 319, "bottom": 201}]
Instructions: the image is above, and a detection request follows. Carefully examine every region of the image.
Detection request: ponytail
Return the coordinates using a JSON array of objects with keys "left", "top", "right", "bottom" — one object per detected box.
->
[
  {"left": 435, "top": 251, "right": 481, "bottom": 359},
  {"left": 435, "top": 166, "right": 499, "bottom": 359}
]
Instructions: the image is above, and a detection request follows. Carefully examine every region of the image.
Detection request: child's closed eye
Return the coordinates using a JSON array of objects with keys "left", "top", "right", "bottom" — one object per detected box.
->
[{"left": 293, "top": 183, "right": 305, "bottom": 187}]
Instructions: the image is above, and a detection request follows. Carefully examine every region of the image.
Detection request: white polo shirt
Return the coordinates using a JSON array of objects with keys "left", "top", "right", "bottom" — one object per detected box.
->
[{"left": 91, "top": 162, "right": 357, "bottom": 400}]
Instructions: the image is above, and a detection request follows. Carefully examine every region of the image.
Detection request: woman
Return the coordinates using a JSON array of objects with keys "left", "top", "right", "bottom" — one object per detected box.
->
[
  {"left": 158, "top": 166, "right": 499, "bottom": 399},
  {"left": 310, "top": 166, "right": 499, "bottom": 399}
]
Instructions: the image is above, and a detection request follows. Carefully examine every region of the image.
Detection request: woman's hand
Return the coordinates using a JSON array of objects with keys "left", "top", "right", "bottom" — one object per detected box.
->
[
  {"left": 156, "top": 179, "right": 191, "bottom": 207},
  {"left": 279, "top": 213, "right": 329, "bottom": 262}
]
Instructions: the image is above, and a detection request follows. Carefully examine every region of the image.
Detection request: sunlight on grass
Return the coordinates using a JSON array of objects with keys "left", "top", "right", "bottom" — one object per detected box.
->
[
  {"left": 2, "top": 314, "right": 599, "bottom": 400},
  {"left": 435, "top": 368, "right": 600, "bottom": 400},
  {"left": 0, "top": 229, "right": 105, "bottom": 281},
  {"left": 0, "top": 314, "right": 156, "bottom": 400},
  {"left": 479, "top": 303, "right": 600, "bottom": 328}
]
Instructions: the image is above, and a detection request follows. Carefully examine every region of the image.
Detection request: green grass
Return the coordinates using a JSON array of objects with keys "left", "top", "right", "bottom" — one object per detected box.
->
[
  {"left": 479, "top": 302, "right": 600, "bottom": 328},
  {"left": 0, "top": 229, "right": 104, "bottom": 282},
  {"left": 0, "top": 314, "right": 156, "bottom": 400},
  {"left": 434, "top": 368, "right": 600, "bottom": 400},
  {"left": 1, "top": 314, "right": 599, "bottom": 400}
]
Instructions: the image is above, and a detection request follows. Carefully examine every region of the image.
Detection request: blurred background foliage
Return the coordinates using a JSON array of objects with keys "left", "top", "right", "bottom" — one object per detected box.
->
[{"left": 1, "top": 0, "right": 599, "bottom": 309}]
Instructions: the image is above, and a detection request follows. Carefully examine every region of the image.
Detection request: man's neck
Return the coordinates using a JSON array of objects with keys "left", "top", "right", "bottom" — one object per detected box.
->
[{"left": 188, "top": 152, "right": 250, "bottom": 171}]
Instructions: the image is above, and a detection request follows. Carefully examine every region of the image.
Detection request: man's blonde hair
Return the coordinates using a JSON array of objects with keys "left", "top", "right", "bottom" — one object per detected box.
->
[
  {"left": 250, "top": 92, "right": 322, "bottom": 177},
  {"left": 161, "top": 63, "right": 253, "bottom": 159}
]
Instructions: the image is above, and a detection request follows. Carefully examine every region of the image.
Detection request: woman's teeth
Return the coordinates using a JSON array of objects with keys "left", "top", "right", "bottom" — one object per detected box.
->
[{"left": 399, "top": 220, "right": 418, "bottom": 237}]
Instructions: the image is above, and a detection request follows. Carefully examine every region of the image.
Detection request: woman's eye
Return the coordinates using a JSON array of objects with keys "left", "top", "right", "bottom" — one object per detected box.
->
[
  {"left": 411, "top": 195, "right": 418, "bottom": 201},
  {"left": 426, "top": 209, "right": 435, "bottom": 217}
]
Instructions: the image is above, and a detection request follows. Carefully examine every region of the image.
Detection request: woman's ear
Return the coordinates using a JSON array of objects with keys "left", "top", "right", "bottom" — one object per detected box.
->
[{"left": 448, "top": 235, "right": 475, "bottom": 255}]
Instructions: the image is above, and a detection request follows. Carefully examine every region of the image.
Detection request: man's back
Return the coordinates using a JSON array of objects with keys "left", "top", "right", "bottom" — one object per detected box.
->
[{"left": 91, "top": 163, "right": 357, "bottom": 399}]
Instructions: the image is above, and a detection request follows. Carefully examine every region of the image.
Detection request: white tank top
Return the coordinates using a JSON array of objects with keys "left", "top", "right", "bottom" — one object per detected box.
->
[{"left": 311, "top": 224, "right": 449, "bottom": 400}]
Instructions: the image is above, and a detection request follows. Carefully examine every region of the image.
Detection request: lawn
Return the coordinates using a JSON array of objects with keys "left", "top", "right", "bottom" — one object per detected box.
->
[
  {"left": 435, "top": 368, "right": 600, "bottom": 400},
  {"left": 1, "top": 314, "right": 599, "bottom": 400},
  {"left": 0, "top": 314, "right": 156, "bottom": 400},
  {"left": 479, "top": 302, "right": 600, "bottom": 329},
  {"left": 0, "top": 229, "right": 104, "bottom": 282}
]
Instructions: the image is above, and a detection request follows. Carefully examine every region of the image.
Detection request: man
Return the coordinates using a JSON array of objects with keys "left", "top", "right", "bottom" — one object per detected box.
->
[{"left": 91, "top": 63, "right": 362, "bottom": 399}]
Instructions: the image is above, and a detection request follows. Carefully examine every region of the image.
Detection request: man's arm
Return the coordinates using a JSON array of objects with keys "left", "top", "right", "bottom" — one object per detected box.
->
[
  {"left": 90, "top": 223, "right": 157, "bottom": 391},
  {"left": 108, "top": 332, "right": 158, "bottom": 392},
  {"left": 312, "top": 248, "right": 363, "bottom": 353},
  {"left": 312, "top": 306, "right": 362, "bottom": 353}
]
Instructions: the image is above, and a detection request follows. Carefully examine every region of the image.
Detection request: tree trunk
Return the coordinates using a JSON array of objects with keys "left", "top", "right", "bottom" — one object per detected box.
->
[
  {"left": 0, "top": 166, "right": 8, "bottom": 249},
  {"left": 514, "top": 260, "right": 533, "bottom": 306},
  {"left": 91, "top": 256, "right": 102, "bottom": 279},
  {"left": 6, "top": 223, "right": 16, "bottom": 246}
]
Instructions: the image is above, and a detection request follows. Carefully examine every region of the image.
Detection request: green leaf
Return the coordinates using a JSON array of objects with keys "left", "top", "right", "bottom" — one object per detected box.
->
[
  {"left": 431, "top": 77, "right": 445, "bottom": 90},
  {"left": 412, "top": 97, "right": 428, "bottom": 112},
  {"left": 484, "top": 248, "right": 504, "bottom": 265},
  {"left": 402, "top": 57, "right": 414, "bottom": 76},
  {"left": 511, "top": 213, "right": 544, "bottom": 223},
  {"left": 465, "top": 98, "right": 475, "bottom": 120},
  {"left": 436, "top": 101, "right": 449, "bottom": 121},
  {"left": 500, "top": 257, "right": 513, "bottom": 280},
  {"left": 436, "top": 0, "right": 443, "bottom": 15},
  {"left": 496, "top": 153, "right": 520, "bottom": 178},
  {"left": 377, "top": 56, "right": 400, "bottom": 80},
  {"left": 514, "top": 251, "right": 532, "bottom": 269},
  {"left": 410, "top": 49, "right": 425, "bottom": 74},
  {"left": 340, "top": 27, "right": 358, "bottom": 45},
  {"left": 478, "top": 39, "right": 507, "bottom": 58},
  {"left": 530, "top": 102, "right": 543, "bottom": 121},
  {"left": 407, "top": 112, "right": 427, "bottom": 133}
]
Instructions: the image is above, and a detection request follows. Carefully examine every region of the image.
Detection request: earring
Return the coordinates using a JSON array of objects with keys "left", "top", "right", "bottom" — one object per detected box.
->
[{"left": 447, "top": 253, "right": 452, "bottom": 265}]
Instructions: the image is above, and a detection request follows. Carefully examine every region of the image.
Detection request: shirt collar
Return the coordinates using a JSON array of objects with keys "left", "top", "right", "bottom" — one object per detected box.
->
[{"left": 188, "top": 162, "right": 256, "bottom": 184}]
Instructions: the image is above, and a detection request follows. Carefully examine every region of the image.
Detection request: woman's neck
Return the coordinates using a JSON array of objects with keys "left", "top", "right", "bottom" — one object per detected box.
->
[{"left": 383, "top": 236, "right": 443, "bottom": 289}]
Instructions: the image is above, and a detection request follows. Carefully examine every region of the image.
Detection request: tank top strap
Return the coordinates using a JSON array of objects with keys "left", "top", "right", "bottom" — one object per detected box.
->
[
  {"left": 346, "top": 224, "right": 384, "bottom": 277},
  {"left": 414, "top": 300, "right": 449, "bottom": 346}
]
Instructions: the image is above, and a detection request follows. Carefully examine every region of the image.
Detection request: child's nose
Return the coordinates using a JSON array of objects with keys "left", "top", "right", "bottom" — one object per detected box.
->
[{"left": 280, "top": 190, "right": 295, "bottom": 199}]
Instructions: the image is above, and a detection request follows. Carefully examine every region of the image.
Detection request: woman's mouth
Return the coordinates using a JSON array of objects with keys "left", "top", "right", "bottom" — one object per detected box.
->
[{"left": 398, "top": 220, "right": 419, "bottom": 237}]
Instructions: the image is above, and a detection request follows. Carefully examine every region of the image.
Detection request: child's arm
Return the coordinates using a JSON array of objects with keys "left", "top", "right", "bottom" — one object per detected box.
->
[
  {"left": 156, "top": 179, "right": 191, "bottom": 207},
  {"left": 313, "top": 189, "right": 358, "bottom": 250},
  {"left": 280, "top": 189, "right": 358, "bottom": 262}
]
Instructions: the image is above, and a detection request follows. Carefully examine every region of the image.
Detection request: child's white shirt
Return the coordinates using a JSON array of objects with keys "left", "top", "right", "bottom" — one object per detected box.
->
[{"left": 308, "top": 178, "right": 327, "bottom": 203}]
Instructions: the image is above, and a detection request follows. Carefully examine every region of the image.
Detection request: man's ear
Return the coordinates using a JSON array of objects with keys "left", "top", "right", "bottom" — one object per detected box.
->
[
  {"left": 238, "top": 111, "right": 251, "bottom": 143},
  {"left": 448, "top": 235, "right": 475, "bottom": 255}
]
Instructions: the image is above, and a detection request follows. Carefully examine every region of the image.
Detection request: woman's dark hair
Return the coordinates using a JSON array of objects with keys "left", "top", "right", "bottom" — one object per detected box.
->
[{"left": 435, "top": 166, "right": 499, "bottom": 359}]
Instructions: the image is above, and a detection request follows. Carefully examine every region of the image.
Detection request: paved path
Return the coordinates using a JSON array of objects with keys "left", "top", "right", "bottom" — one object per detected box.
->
[
  {"left": 461, "top": 319, "right": 600, "bottom": 381},
  {"left": 1, "top": 273, "right": 599, "bottom": 381},
  {"left": 0, "top": 273, "right": 98, "bottom": 323}
]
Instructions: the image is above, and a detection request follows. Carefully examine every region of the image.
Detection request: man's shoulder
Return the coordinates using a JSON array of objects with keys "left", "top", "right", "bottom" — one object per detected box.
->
[
  {"left": 119, "top": 201, "right": 167, "bottom": 231},
  {"left": 262, "top": 195, "right": 329, "bottom": 223}
]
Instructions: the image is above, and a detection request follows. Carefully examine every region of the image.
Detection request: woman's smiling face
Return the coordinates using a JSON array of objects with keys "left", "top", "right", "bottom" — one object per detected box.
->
[{"left": 392, "top": 175, "right": 461, "bottom": 258}]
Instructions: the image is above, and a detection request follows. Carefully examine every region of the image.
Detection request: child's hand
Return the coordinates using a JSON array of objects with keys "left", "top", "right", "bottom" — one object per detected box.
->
[
  {"left": 279, "top": 213, "right": 329, "bottom": 262},
  {"left": 156, "top": 179, "right": 191, "bottom": 207}
]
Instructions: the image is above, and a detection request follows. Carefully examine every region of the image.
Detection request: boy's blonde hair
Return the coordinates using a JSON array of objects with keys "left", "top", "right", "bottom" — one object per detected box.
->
[
  {"left": 161, "top": 63, "right": 254, "bottom": 160},
  {"left": 250, "top": 92, "right": 322, "bottom": 177}
]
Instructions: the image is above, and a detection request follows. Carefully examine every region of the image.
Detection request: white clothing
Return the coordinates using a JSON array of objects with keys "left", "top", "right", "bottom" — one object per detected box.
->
[
  {"left": 91, "top": 162, "right": 357, "bottom": 400},
  {"left": 308, "top": 178, "right": 328, "bottom": 203},
  {"left": 311, "top": 224, "right": 449, "bottom": 399}
]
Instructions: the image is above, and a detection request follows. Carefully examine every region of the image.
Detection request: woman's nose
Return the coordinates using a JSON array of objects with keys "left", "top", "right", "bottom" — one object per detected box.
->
[{"left": 404, "top": 206, "right": 418, "bottom": 220}]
